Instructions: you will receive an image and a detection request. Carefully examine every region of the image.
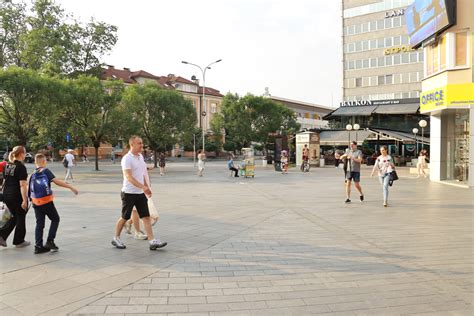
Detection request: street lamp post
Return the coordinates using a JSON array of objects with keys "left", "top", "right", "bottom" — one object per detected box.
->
[
  {"left": 193, "top": 133, "right": 196, "bottom": 167},
  {"left": 182, "top": 59, "right": 222, "bottom": 153},
  {"left": 353, "top": 123, "right": 360, "bottom": 144},
  {"left": 346, "top": 124, "right": 353, "bottom": 148},
  {"left": 419, "top": 119, "right": 427, "bottom": 150},
  {"left": 412, "top": 128, "right": 419, "bottom": 154}
]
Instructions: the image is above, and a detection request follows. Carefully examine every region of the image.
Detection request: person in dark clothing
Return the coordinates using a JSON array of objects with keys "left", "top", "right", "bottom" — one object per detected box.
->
[{"left": 0, "top": 146, "right": 30, "bottom": 248}]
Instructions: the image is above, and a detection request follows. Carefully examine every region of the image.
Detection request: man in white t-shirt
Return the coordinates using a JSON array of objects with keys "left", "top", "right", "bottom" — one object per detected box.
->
[
  {"left": 64, "top": 149, "right": 76, "bottom": 182},
  {"left": 111, "top": 136, "right": 167, "bottom": 250}
]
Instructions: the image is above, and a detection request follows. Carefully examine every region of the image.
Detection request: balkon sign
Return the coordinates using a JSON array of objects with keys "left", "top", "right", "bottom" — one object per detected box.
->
[{"left": 340, "top": 100, "right": 373, "bottom": 107}]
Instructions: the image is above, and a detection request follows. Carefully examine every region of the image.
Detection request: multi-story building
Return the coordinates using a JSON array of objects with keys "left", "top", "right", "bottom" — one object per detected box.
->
[
  {"left": 101, "top": 66, "right": 223, "bottom": 133},
  {"left": 268, "top": 96, "right": 333, "bottom": 129},
  {"left": 342, "top": 0, "right": 424, "bottom": 104},
  {"left": 414, "top": 0, "right": 473, "bottom": 187}
]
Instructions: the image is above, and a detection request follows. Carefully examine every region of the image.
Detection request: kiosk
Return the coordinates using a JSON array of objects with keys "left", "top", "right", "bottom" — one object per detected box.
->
[{"left": 296, "top": 132, "right": 321, "bottom": 168}]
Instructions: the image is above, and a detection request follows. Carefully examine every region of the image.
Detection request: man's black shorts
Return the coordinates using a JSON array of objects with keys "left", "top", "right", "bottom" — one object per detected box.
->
[
  {"left": 346, "top": 171, "right": 361, "bottom": 183},
  {"left": 120, "top": 192, "right": 150, "bottom": 220}
]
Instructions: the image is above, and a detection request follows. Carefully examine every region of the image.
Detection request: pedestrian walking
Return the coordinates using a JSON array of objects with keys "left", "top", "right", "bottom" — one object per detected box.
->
[
  {"left": 82, "top": 150, "right": 88, "bottom": 162},
  {"left": 111, "top": 136, "right": 167, "bottom": 250},
  {"left": 64, "top": 149, "right": 76, "bottom": 183},
  {"left": 197, "top": 150, "right": 206, "bottom": 177},
  {"left": 0, "top": 146, "right": 30, "bottom": 248},
  {"left": 334, "top": 151, "right": 341, "bottom": 168},
  {"left": 417, "top": 149, "right": 428, "bottom": 178},
  {"left": 281, "top": 150, "right": 289, "bottom": 174},
  {"left": 340, "top": 141, "right": 364, "bottom": 203},
  {"left": 158, "top": 152, "right": 166, "bottom": 176},
  {"left": 370, "top": 146, "right": 395, "bottom": 207},
  {"left": 29, "top": 154, "right": 78, "bottom": 254}
]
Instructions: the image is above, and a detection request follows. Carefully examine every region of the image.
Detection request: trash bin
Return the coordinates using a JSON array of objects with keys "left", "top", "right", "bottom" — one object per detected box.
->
[
  {"left": 320, "top": 158, "right": 325, "bottom": 167},
  {"left": 262, "top": 159, "right": 267, "bottom": 167},
  {"left": 274, "top": 161, "right": 282, "bottom": 172}
]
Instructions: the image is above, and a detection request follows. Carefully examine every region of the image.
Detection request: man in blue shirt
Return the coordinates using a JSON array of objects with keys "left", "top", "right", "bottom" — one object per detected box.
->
[{"left": 227, "top": 156, "right": 239, "bottom": 177}]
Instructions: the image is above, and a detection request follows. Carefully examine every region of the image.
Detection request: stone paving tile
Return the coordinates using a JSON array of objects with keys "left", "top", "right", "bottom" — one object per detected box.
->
[{"left": 1, "top": 163, "right": 472, "bottom": 315}]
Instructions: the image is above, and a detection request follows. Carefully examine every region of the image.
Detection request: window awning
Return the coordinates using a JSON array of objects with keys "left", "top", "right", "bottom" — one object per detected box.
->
[
  {"left": 373, "top": 103, "right": 419, "bottom": 114},
  {"left": 327, "top": 105, "right": 377, "bottom": 117}
]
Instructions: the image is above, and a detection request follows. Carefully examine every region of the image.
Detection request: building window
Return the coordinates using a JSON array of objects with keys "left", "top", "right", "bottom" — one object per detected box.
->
[
  {"left": 385, "top": 74, "right": 393, "bottom": 85},
  {"left": 455, "top": 32, "right": 468, "bottom": 67},
  {"left": 401, "top": 53, "right": 409, "bottom": 64},
  {"left": 394, "top": 36, "right": 401, "bottom": 46},
  {"left": 378, "top": 75, "right": 385, "bottom": 85},
  {"left": 363, "top": 59, "right": 369, "bottom": 68},
  {"left": 211, "top": 103, "right": 217, "bottom": 114},
  {"left": 362, "top": 23, "right": 369, "bottom": 33},
  {"left": 369, "top": 21, "right": 376, "bottom": 31},
  {"left": 393, "top": 55, "right": 401, "bottom": 65},
  {"left": 393, "top": 16, "right": 401, "bottom": 27},
  {"left": 385, "top": 56, "right": 393, "bottom": 66},
  {"left": 355, "top": 77, "right": 362, "bottom": 87},
  {"left": 370, "top": 58, "right": 377, "bottom": 68},
  {"left": 377, "top": 19, "right": 384, "bottom": 30},
  {"left": 409, "top": 52, "right": 418, "bottom": 63},
  {"left": 439, "top": 36, "right": 446, "bottom": 70},
  {"left": 378, "top": 57, "right": 385, "bottom": 67},
  {"left": 356, "top": 60, "right": 362, "bottom": 69}
]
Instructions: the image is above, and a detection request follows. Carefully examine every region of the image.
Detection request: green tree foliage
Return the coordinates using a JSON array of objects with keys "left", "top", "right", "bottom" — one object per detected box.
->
[
  {"left": 0, "top": 0, "right": 117, "bottom": 75},
  {"left": 122, "top": 83, "right": 197, "bottom": 167},
  {"left": 64, "top": 76, "right": 124, "bottom": 170},
  {"left": 0, "top": 67, "right": 60, "bottom": 146},
  {"left": 213, "top": 93, "right": 300, "bottom": 152}
]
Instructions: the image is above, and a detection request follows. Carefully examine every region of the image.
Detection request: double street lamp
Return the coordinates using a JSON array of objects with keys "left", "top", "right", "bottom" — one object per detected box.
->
[
  {"left": 346, "top": 123, "right": 360, "bottom": 146},
  {"left": 182, "top": 59, "right": 222, "bottom": 153}
]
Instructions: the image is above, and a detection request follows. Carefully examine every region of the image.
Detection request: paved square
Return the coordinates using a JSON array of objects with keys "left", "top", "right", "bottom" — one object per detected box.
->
[{"left": 0, "top": 161, "right": 472, "bottom": 315}]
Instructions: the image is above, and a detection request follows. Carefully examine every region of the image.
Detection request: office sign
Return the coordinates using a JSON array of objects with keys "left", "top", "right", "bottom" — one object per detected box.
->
[{"left": 420, "top": 83, "right": 474, "bottom": 113}]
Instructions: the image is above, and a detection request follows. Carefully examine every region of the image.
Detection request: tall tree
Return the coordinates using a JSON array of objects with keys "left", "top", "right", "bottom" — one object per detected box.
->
[
  {"left": 0, "top": 0, "right": 118, "bottom": 75},
  {"left": 214, "top": 93, "right": 300, "bottom": 152},
  {"left": 0, "top": 0, "right": 27, "bottom": 67},
  {"left": 123, "top": 83, "right": 197, "bottom": 167},
  {"left": 0, "top": 67, "right": 59, "bottom": 146},
  {"left": 64, "top": 75, "right": 124, "bottom": 170}
]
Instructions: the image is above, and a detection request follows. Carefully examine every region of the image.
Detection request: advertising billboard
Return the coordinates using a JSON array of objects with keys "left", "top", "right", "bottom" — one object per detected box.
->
[{"left": 406, "top": 0, "right": 456, "bottom": 48}]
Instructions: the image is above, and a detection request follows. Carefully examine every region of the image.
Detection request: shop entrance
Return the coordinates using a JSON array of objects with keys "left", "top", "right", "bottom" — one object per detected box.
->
[{"left": 446, "top": 110, "right": 470, "bottom": 183}]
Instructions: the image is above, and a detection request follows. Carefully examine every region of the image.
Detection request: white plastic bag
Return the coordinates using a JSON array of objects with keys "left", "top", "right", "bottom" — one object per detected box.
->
[
  {"left": 0, "top": 202, "right": 12, "bottom": 229},
  {"left": 148, "top": 197, "right": 160, "bottom": 226}
]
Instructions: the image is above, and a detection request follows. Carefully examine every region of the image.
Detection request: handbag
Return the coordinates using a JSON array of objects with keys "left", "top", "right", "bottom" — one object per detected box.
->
[
  {"left": 0, "top": 202, "right": 12, "bottom": 229},
  {"left": 389, "top": 170, "right": 399, "bottom": 181}
]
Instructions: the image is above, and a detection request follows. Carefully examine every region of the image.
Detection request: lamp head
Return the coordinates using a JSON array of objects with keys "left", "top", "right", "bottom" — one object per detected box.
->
[
  {"left": 353, "top": 123, "right": 360, "bottom": 131},
  {"left": 412, "top": 128, "right": 419, "bottom": 134},
  {"left": 346, "top": 124, "right": 353, "bottom": 131},
  {"left": 181, "top": 61, "right": 188, "bottom": 64},
  {"left": 419, "top": 119, "right": 427, "bottom": 128}
]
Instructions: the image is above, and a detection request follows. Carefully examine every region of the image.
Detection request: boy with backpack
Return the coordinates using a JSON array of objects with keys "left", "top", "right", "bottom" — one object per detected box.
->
[{"left": 29, "top": 154, "right": 78, "bottom": 254}]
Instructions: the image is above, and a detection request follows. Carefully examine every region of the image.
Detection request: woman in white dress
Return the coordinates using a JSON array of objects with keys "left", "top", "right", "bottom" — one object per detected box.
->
[
  {"left": 197, "top": 150, "right": 206, "bottom": 177},
  {"left": 417, "top": 149, "right": 428, "bottom": 178}
]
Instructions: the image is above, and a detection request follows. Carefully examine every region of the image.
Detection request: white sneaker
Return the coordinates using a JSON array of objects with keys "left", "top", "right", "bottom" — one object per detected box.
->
[
  {"left": 149, "top": 239, "right": 167, "bottom": 250},
  {"left": 111, "top": 237, "right": 126, "bottom": 249},
  {"left": 134, "top": 231, "right": 148, "bottom": 240}
]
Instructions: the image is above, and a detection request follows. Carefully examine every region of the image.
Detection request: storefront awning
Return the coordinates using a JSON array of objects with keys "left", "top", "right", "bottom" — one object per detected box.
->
[
  {"left": 373, "top": 103, "right": 419, "bottom": 114},
  {"left": 327, "top": 105, "right": 377, "bottom": 117},
  {"left": 319, "top": 130, "right": 375, "bottom": 145},
  {"left": 368, "top": 128, "right": 430, "bottom": 144}
]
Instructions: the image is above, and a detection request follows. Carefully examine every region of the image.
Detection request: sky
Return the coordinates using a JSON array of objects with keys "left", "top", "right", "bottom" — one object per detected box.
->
[{"left": 57, "top": 0, "right": 342, "bottom": 108}]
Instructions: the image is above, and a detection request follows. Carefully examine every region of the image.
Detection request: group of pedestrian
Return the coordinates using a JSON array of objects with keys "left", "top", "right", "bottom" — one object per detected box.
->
[
  {"left": 0, "top": 146, "right": 78, "bottom": 254},
  {"left": 1, "top": 136, "right": 168, "bottom": 253}
]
